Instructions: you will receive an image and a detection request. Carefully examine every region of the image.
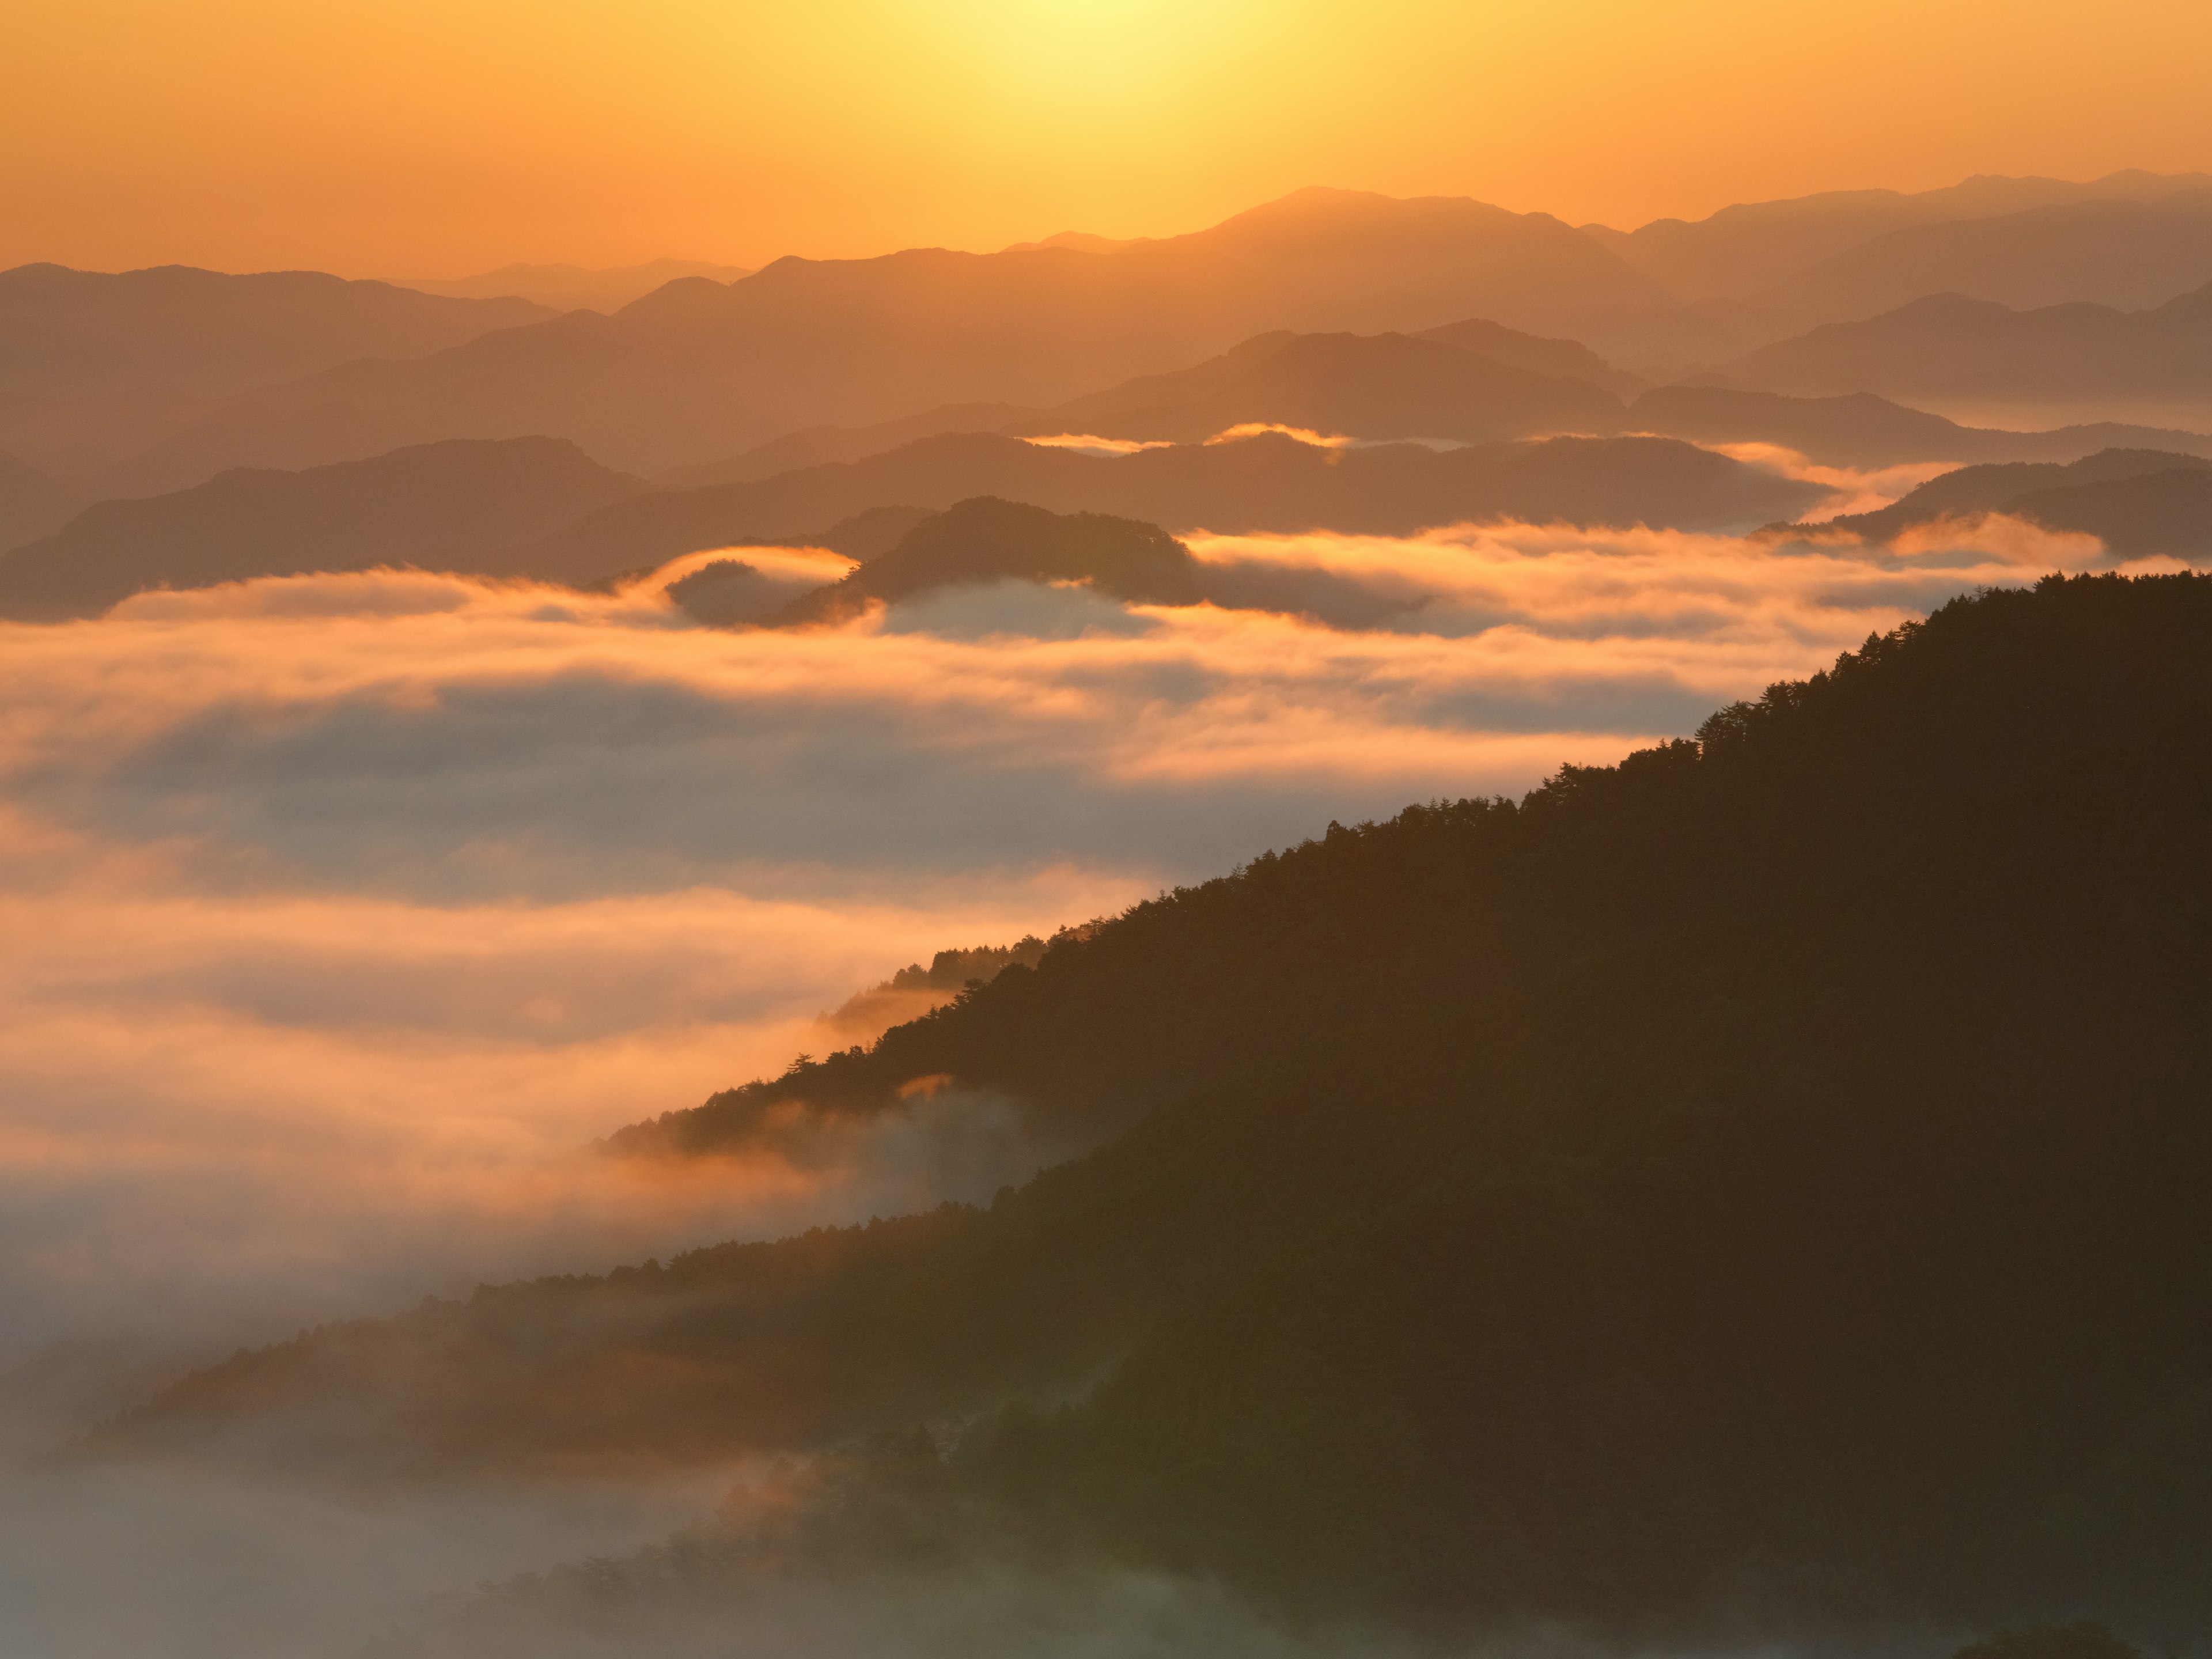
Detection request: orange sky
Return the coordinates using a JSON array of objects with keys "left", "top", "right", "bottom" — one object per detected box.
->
[{"left": 6, "top": 0, "right": 2211, "bottom": 278}]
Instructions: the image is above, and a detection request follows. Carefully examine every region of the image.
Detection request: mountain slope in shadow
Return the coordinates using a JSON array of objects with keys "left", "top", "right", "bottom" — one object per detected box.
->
[
  {"left": 0, "top": 438, "right": 645, "bottom": 620},
  {"left": 106, "top": 574, "right": 2212, "bottom": 1641}
]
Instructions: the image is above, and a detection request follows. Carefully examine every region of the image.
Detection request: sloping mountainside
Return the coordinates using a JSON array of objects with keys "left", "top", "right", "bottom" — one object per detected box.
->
[
  {"left": 1755, "top": 191, "right": 2212, "bottom": 322},
  {"left": 1413, "top": 315, "right": 1649, "bottom": 396},
  {"left": 1022, "top": 329, "right": 1622, "bottom": 445},
  {"left": 665, "top": 320, "right": 1643, "bottom": 491},
  {"left": 512, "top": 430, "right": 1822, "bottom": 583},
  {"left": 775, "top": 497, "right": 1204, "bottom": 624},
  {"left": 0, "top": 438, "right": 645, "bottom": 620},
  {"left": 1587, "top": 170, "right": 2212, "bottom": 301},
  {"left": 1786, "top": 449, "right": 2212, "bottom": 544},
  {"left": 658, "top": 403, "right": 1047, "bottom": 489},
  {"left": 109, "top": 574, "right": 2212, "bottom": 1639},
  {"left": 220, "top": 189, "right": 1669, "bottom": 473},
  {"left": 0, "top": 449, "right": 80, "bottom": 550},
  {"left": 1707, "top": 282, "right": 2212, "bottom": 404},
  {"left": 84, "top": 399, "right": 443, "bottom": 501},
  {"left": 1628, "top": 386, "right": 2212, "bottom": 469},
  {"left": 0, "top": 263, "right": 554, "bottom": 401}
]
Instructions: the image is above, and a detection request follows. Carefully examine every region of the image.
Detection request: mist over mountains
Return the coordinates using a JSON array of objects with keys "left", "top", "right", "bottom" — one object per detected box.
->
[
  {"left": 104, "top": 575, "right": 2212, "bottom": 1645},
  {"left": 8, "top": 157, "right": 2212, "bottom": 1659}
]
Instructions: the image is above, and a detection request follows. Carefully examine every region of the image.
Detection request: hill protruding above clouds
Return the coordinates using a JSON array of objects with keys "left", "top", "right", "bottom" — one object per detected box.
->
[
  {"left": 388, "top": 259, "right": 753, "bottom": 315},
  {"left": 0, "top": 438, "right": 644, "bottom": 620},
  {"left": 1585, "top": 169, "right": 2212, "bottom": 302},
  {"left": 512, "top": 429, "right": 1823, "bottom": 584},
  {"left": 1774, "top": 448, "right": 2212, "bottom": 556},
  {"left": 1703, "top": 281, "right": 2212, "bottom": 410},
  {"left": 773, "top": 497, "right": 1204, "bottom": 625},
  {"left": 106, "top": 574, "right": 2212, "bottom": 1640},
  {"left": 218, "top": 189, "right": 1671, "bottom": 473},
  {"left": 0, "top": 263, "right": 556, "bottom": 402}
]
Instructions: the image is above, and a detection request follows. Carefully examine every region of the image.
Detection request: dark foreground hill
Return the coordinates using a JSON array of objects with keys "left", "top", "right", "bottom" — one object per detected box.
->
[
  {"left": 110, "top": 574, "right": 2212, "bottom": 1641},
  {"left": 0, "top": 438, "right": 645, "bottom": 619}
]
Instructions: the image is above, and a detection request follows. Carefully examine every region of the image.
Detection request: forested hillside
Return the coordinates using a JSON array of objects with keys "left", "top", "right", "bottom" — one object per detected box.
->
[{"left": 110, "top": 574, "right": 2212, "bottom": 1640}]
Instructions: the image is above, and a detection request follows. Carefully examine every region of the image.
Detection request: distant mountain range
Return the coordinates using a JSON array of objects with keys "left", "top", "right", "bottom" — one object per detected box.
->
[
  {"left": 0, "top": 262, "right": 554, "bottom": 402},
  {"left": 389, "top": 259, "right": 753, "bottom": 315},
  {"left": 0, "top": 438, "right": 643, "bottom": 620},
  {"left": 1706, "top": 281, "right": 2212, "bottom": 409},
  {"left": 11, "top": 173, "right": 2212, "bottom": 531},
  {"left": 509, "top": 430, "right": 1823, "bottom": 586},
  {"left": 1583, "top": 169, "right": 2212, "bottom": 302}
]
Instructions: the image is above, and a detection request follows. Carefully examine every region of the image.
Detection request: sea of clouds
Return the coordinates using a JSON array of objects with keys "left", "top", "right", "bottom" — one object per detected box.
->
[{"left": 0, "top": 494, "right": 2184, "bottom": 1656}]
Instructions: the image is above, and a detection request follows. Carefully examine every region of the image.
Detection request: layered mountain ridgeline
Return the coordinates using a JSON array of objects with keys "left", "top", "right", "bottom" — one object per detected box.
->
[
  {"left": 0, "top": 438, "right": 645, "bottom": 620},
  {"left": 1706, "top": 281, "right": 2212, "bottom": 408},
  {"left": 1626, "top": 387, "right": 2212, "bottom": 471},
  {"left": 662, "top": 329, "right": 2206, "bottom": 502},
  {"left": 0, "top": 263, "right": 555, "bottom": 404},
  {"left": 514, "top": 430, "right": 1823, "bottom": 582},
  {"left": 1583, "top": 170, "right": 2212, "bottom": 302},
  {"left": 1019, "top": 329, "right": 1624, "bottom": 446},
  {"left": 106, "top": 574, "right": 2212, "bottom": 1640},
  {"left": 1752, "top": 190, "right": 2212, "bottom": 322},
  {"left": 211, "top": 188, "right": 1671, "bottom": 475},
  {"left": 1772, "top": 449, "right": 2212, "bottom": 554},
  {"left": 389, "top": 259, "right": 754, "bottom": 315},
  {"left": 0, "top": 448, "right": 81, "bottom": 550}
]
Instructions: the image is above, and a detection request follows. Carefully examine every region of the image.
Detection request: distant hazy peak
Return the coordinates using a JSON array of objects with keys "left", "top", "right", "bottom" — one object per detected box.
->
[{"left": 999, "top": 232, "right": 1145, "bottom": 255}]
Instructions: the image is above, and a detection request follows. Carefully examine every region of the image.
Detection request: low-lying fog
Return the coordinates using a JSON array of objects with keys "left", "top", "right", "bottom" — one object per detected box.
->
[{"left": 0, "top": 483, "right": 2179, "bottom": 1655}]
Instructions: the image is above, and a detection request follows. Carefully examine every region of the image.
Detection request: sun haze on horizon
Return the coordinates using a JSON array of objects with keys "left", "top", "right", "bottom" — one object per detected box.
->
[{"left": 6, "top": 0, "right": 2211, "bottom": 278}]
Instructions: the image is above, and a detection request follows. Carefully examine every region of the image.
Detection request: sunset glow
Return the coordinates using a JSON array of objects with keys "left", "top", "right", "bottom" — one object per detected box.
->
[{"left": 6, "top": 0, "right": 2210, "bottom": 275}]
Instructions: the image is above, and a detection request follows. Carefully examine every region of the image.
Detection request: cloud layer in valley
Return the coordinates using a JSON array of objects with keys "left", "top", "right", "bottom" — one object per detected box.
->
[
  {"left": 0, "top": 512, "right": 2175, "bottom": 1370},
  {"left": 0, "top": 507, "right": 2193, "bottom": 1657}
]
